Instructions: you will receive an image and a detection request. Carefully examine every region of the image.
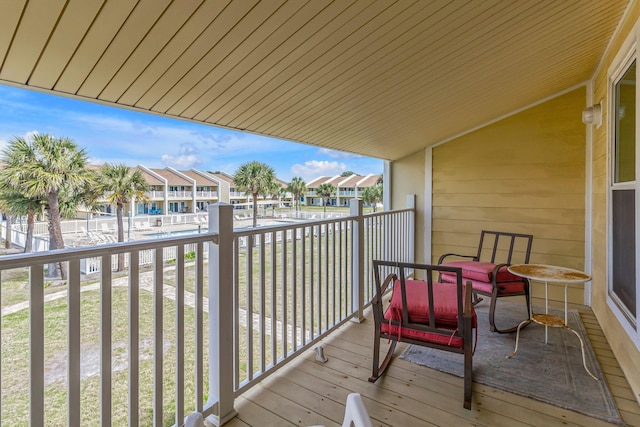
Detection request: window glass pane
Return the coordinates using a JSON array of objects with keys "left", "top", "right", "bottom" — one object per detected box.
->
[
  {"left": 612, "top": 189, "right": 636, "bottom": 319},
  {"left": 615, "top": 60, "right": 636, "bottom": 183}
]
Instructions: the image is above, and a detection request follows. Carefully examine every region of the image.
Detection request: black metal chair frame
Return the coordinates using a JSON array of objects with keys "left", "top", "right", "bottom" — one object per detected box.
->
[
  {"left": 438, "top": 230, "right": 534, "bottom": 333},
  {"left": 369, "top": 260, "right": 474, "bottom": 409}
]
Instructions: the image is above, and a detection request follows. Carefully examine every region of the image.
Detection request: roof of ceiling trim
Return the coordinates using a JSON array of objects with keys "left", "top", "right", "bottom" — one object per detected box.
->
[{"left": 0, "top": 0, "right": 629, "bottom": 161}]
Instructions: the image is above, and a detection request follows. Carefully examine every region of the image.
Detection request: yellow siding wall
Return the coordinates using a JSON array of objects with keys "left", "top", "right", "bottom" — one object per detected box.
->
[
  {"left": 431, "top": 88, "right": 587, "bottom": 303},
  {"left": 592, "top": 0, "right": 640, "bottom": 403},
  {"left": 390, "top": 150, "right": 426, "bottom": 263}
]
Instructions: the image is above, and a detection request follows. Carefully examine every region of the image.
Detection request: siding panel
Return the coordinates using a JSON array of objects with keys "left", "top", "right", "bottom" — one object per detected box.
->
[{"left": 431, "top": 88, "right": 586, "bottom": 303}]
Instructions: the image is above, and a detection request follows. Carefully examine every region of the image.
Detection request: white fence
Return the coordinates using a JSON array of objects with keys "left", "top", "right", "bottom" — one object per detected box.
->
[
  {"left": 0, "top": 222, "right": 50, "bottom": 252},
  {"left": 8, "top": 213, "right": 208, "bottom": 238}
]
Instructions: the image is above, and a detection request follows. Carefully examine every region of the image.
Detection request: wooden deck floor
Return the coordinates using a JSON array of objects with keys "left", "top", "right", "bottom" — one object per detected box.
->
[{"left": 222, "top": 300, "right": 640, "bottom": 427}]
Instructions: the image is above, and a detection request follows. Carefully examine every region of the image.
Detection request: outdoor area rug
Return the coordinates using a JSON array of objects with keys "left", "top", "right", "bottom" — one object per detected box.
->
[{"left": 400, "top": 300, "right": 623, "bottom": 425}]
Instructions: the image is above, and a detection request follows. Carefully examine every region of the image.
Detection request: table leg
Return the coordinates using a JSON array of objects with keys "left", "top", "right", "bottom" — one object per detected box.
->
[
  {"left": 566, "top": 326, "right": 599, "bottom": 380},
  {"left": 545, "top": 281, "right": 549, "bottom": 344},
  {"left": 564, "top": 284, "right": 568, "bottom": 325},
  {"left": 507, "top": 319, "right": 532, "bottom": 359}
]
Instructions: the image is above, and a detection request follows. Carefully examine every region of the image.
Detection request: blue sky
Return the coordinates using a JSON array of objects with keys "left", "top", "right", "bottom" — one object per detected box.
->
[{"left": 0, "top": 84, "right": 382, "bottom": 182}]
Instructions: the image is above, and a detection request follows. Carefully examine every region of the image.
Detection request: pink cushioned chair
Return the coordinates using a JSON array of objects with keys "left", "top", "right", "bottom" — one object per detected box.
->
[
  {"left": 369, "top": 260, "right": 476, "bottom": 409},
  {"left": 438, "top": 230, "right": 534, "bottom": 333}
]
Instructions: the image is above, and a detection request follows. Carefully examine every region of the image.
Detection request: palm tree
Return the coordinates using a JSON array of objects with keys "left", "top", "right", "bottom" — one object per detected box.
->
[
  {"left": 0, "top": 190, "right": 45, "bottom": 253},
  {"left": 287, "top": 177, "right": 307, "bottom": 212},
  {"left": 234, "top": 161, "right": 276, "bottom": 228},
  {"left": 362, "top": 184, "right": 383, "bottom": 212},
  {"left": 317, "top": 183, "right": 336, "bottom": 213},
  {"left": 1, "top": 134, "right": 93, "bottom": 278},
  {"left": 98, "top": 164, "right": 150, "bottom": 271},
  {"left": 270, "top": 185, "right": 287, "bottom": 216}
]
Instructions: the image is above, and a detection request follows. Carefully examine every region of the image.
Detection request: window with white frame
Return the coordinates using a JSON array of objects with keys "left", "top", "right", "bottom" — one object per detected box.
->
[{"left": 607, "top": 26, "right": 640, "bottom": 348}]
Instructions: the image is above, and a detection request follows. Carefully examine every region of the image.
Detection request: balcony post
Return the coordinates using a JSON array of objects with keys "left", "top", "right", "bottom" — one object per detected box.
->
[
  {"left": 350, "top": 198, "right": 365, "bottom": 322},
  {"left": 207, "top": 203, "right": 237, "bottom": 425},
  {"left": 407, "top": 194, "right": 416, "bottom": 263}
]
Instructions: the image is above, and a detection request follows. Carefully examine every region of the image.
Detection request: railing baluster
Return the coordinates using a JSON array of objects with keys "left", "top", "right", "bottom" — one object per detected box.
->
[
  {"left": 101, "top": 255, "right": 112, "bottom": 426},
  {"left": 260, "top": 233, "right": 266, "bottom": 373},
  {"left": 175, "top": 245, "right": 185, "bottom": 425},
  {"left": 247, "top": 241, "right": 254, "bottom": 381},
  {"left": 270, "top": 231, "right": 277, "bottom": 366},
  {"left": 233, "top": 238, "right": 240, "bottom": 389},
  {"left": 153, "top": 248, "right": 163, "bottom": 427},
  {"left": 310, "top": 226, "right": 314, "bottom": 340},
  {"left": 281, "top": 231, "right": 287, "bottom": 359},
  {"left": 128, "top": 251, "right": 139, "bottom": 427},
  {"left": 317, "top": 225, "right": 322, "bottom": 336},
  {"left": 324, "top": 225, "right": 329, "bottom": 331},
  {"left": 30, "top": 263, "right": 44, "bottom": 427},
  {"left": 68, "top": 259, "right": 81, "bottom": 426},
  {"left": 292, "top": 229, "right": 298, "bottom": 351},
  {"left": 302, "top": 228, "right": 306, "bottom": 345},
  {"left": 338, "top": 221, "right": 343, "bottom": 319},
  {"left": 332, "top": 222, "right": 336, "bottom": 326},
  {"left": 196, "top": 242, "right": 204, "bottom": 411}
]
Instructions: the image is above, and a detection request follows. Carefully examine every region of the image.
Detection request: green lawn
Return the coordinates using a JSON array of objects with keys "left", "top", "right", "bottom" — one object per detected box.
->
[{"left": 0, "top": 216, "right": 382, "bottom": 424}]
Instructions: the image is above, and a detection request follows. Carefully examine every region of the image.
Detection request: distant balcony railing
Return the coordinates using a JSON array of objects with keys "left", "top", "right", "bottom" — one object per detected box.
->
[
  {"left": 195, "top": 191, "right": 218, "bottom": 198},
  {"left": 145, "top": 190, "right": 166, "bottom": 199},
  {"left": 0, "top": 197, "right": 415, "bottom": 425},
  {"left": 167, "top": 190, "right": 193, "bottom": 198}
]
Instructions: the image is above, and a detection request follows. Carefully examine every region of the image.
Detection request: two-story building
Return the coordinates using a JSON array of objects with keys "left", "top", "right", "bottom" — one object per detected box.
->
[
  {"left": 95, "top": 166, "right": 228, "bottom": 216},
  {"left": 305, "top": 174, "right": 381, "bottom": 207}
]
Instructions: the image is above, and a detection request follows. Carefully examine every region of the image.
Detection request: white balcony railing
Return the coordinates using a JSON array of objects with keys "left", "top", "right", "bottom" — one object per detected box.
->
[
  {"left": 195, "top": 191, "right": 218, "bottom": 198},
  {"left": 167, "top": 190, "right": 193, "bottom": 198},
  {"left": 145, "top": 190, "right": 166, "bottom": 199},
  {"left": 0, "top": 197, "right": 415, "bottom": 426}
]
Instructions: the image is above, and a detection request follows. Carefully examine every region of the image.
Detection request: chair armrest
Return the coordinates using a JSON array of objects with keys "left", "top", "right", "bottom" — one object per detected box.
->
[
  {"left": 438, "top": 253, "right": 477, "bottom": 264},
  {"left": 463, "top": 280, "right": 473, "bottom": 317},
  {"left": 371, "top": 273, "right": 397, "bottom": 324},
  {"left": 491, "top": 262, "right": 514, "bottom": 285}
]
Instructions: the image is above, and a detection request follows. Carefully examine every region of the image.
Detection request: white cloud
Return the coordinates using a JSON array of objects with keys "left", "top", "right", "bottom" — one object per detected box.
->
[
  {"left": 23, "top": 130, "right": 40, "bottom": 140},
  {"left": 290, "top": 160, "right": 347, "bottom": 182},
  {"left": 161, "top": 143, "right": 203, "bottom": 169},
  {"left": 161, "top": 154, "right": 201, "bottom": 168},
  {"left": 317, "top": 148, "right": 361, "bottom": 159},
  {"left": 70, "top": 114, "right": 137, "bottom": 133}
]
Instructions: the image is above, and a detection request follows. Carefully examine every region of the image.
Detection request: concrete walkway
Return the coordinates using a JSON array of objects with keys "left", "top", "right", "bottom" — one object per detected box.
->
[{"left": 1, "top": 264, "right": 308, "bottom": 345}]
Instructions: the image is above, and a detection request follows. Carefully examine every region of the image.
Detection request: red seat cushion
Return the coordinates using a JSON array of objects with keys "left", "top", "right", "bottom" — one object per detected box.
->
[
  {"left": 440, "top": 261, "right": 522, "bottom": 283},
  {"left": 440, "top": 273, "right": 526, "bottom": 295},
  {"left": 380, "top": 322, "right": 465, "bottom": 348},
  {"left": 383, "top": 279, "right": 476, "bottom": 327}
]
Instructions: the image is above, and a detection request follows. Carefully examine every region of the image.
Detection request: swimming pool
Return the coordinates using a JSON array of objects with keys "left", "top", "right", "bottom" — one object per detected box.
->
[{"left": 144, "top": 228, "right": 207, "bottom": 238}]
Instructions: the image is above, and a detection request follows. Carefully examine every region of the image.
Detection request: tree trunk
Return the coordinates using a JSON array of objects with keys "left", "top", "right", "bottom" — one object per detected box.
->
[
  {"left": 116, "top": 203, "right": 125, "bottom": 271},
  {"left": 4, "top": 215, "right": 12, "bottom": 249},
  {"left": 47, "top": 191, "right": 67, "bottom": 280},
  {"left": 252, "top": 193, "right": 258, "bottom": 228},
  {"left": 24, "top": 212, "right": 34, "bottom": 253}
]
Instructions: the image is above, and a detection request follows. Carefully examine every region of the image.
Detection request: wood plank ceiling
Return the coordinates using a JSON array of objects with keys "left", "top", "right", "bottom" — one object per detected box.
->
[{"left": 0, "top": 0, "right": 630, "bottom": 161}]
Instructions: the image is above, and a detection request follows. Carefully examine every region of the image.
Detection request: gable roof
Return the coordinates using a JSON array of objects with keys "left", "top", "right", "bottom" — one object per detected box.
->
[
  {"left": 181, "top": 169, "right": 219, "bottom": 186},
  {"left": 149, "top": 168, "right": 192, "bottom": 186},
  {"left": 209, "top": 172, "right": 235, "bottom": 185},
  {"left": 0, "top": 1, "right": 629, "bottom": 160}
]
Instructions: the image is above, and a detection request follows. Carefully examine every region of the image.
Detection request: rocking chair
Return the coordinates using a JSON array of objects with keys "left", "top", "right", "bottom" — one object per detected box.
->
[
  {"left": 438, "top": 230, "right": 534, "bottom": 333},
  {"left": 369, "top": 260, "right": 476, "bottom": 409}
]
